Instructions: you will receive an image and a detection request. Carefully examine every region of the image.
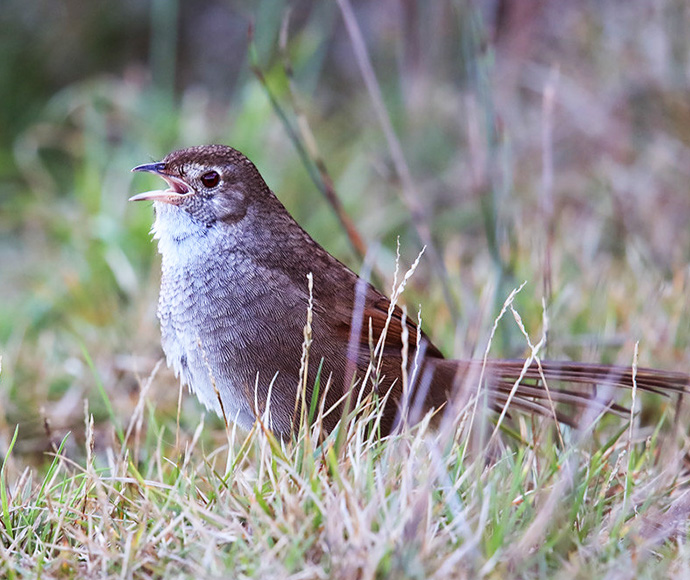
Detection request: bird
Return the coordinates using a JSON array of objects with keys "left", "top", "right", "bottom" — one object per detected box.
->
[{"left": 130, "top": 144, "right": 689, "bottom": 438}]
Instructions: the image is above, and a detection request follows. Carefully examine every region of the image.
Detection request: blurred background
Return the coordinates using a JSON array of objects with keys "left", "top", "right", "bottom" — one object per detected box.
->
[{"left": 2, "top": 0, "right": 690, "bottom": 465}]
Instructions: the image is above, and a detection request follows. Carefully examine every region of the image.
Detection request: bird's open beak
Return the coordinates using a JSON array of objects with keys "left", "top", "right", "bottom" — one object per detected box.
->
[{"left": 129, "top": 162, "right": 191, "bottom": 203}]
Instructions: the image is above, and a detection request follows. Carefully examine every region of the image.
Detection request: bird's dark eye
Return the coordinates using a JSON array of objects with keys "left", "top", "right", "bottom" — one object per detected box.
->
[{"left": 200, "top": 170, "right": 220, "bottom": 188}]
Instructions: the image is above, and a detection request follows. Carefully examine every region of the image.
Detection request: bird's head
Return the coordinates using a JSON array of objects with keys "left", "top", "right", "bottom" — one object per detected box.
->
[{"left": 131, "top": 145, "right": 267, "bottom": 225}]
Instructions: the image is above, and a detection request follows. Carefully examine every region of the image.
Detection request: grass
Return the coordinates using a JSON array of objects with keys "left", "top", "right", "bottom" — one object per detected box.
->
[
  {"left": 1, "top": 371, "right": 689, "bottom": 578},
  {"left": 3, "top": 0, "right": 690, "bottom": 577}
]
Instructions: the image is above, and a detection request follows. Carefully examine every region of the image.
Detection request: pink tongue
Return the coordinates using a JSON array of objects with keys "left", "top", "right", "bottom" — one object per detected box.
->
[{"left": 166, "top": 178, "right": 188, "bottom": 194}]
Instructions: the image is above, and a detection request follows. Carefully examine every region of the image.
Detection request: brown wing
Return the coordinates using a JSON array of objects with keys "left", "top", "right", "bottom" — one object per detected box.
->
[
  {"left": 325, "top": 280, "right": 444, "bottom": 363},
  {"left": 314, "top": 274, "right": 690, "bottom": 432}
]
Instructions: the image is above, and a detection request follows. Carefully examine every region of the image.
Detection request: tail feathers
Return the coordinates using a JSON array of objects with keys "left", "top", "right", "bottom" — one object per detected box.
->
[{"left": 424, "top": 358, "right": 689, "bottom": 426}]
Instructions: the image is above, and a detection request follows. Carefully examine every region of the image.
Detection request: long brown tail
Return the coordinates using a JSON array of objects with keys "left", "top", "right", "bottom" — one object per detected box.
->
[{"left": 419, "top": 358, "right": 690, "bottom": 426}]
